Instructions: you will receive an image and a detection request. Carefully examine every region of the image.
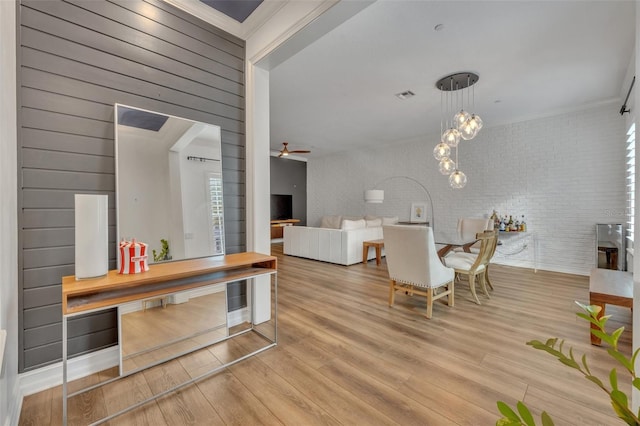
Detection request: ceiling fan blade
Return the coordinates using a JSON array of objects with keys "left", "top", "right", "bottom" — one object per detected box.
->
[{"left": 290, "top": 150, "right": 311, "bottom": 154}]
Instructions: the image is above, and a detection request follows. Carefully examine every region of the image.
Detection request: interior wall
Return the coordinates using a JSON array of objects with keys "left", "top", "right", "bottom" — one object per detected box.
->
[
  {"left": 308, "top": 103, "right": 627, "bottom": 276},
  {"left": 0, "top": 0, "right": 18, "bottom": 422},
  {"left": 270, "top": 157, "right": 307, "bottom": 225},
  {"left": 17, "top": 0, "right": 246, "bottom": 372}
]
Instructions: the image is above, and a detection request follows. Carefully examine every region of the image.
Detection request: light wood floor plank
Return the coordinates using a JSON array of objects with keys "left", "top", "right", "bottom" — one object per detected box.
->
[{"left": 258, "top": 346, "right": 400, "bottom": 426}]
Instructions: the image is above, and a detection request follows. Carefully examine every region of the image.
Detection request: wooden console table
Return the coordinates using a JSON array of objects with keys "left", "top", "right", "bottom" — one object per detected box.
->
[
  {"left": 61, "top": 252, "right": 277, "bottom": 425},
  {"left": 270, "top": 219, "right": 300, "bottom": 239}
]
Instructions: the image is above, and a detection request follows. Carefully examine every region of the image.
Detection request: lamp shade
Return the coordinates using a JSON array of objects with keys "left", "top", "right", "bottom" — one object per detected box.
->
[
  {"left": 75, "top": 194, "right": 109, "bottom": 280},
  {"left": 364, "top": 189, "right": 384, "bottom": 203}
]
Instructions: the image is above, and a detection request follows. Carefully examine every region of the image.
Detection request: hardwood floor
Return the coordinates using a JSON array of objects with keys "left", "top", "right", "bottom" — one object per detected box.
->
[{"left": 20, "top": 243, "right": 632, "bottom": 425}]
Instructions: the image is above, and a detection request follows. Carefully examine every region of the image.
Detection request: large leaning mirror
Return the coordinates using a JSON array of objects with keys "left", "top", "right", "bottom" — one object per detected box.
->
[
  {"left": 115, "top": 103, "right": 225, "bottom": 264},
  {"left": 115, "top": 104, "right": 227, "bottom": 375},
  {"left": 596, "top": 223, "right": 625, "bottom": 271}
]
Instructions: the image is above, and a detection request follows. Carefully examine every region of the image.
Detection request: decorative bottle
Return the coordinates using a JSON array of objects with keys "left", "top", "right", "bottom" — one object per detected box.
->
[{"left": 520, "top": 215, "right": 526, "bottom": 232}]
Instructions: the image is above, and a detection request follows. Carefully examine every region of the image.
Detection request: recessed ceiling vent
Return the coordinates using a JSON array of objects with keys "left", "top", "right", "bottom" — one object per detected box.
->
[{"left": 395, "top": 90, "right": 415, "bottom": 100}]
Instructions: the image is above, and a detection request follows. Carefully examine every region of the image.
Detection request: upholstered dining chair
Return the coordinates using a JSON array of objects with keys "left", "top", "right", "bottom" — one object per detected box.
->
[
  {"left": 453, "top": 217, "right": 494, "bottom": 253},
  {"left": 443, "top": 230, "right": 497, "bottom": 304},
  {"left": 383, "top": 225, "right": 455, "bottom": 319}
]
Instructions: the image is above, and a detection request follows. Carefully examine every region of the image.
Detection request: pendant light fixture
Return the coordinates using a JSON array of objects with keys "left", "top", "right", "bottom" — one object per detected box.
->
[{"left": 432, "top": 72, "right": 482, "bottom": 189}]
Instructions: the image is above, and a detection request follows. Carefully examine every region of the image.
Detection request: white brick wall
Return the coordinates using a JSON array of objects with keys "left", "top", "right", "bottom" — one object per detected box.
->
[{"left": 308, "top": 104, "right": 627, "bottom": 275}]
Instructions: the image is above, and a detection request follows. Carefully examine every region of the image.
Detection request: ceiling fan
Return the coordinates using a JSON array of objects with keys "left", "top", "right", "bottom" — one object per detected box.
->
[{"left": 278, "top": 142, "right": 310, "bottom": 158}]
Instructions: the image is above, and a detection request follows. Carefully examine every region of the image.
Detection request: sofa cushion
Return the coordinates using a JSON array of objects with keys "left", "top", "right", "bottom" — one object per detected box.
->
[
  {"left": 341, "top": 219, "right": 366, "bottom": 230},
  {"left": 366, "top": 218, "right": 382, "bottom": 227},
  {"left": 364, "top": 215, "right": 379, "bottom": 221},
  {"left": 320, "top": 215, "right": 342, "bottom": 229},
  {"left": 382, "top": 216, "right": 399, "bottom": 225}
]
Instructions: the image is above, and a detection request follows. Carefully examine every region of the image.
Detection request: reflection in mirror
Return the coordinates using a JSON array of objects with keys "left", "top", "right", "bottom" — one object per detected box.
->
[
  {"left": 115, "top": 104, "right": 225, "bottom": 265},
  {"left": 596, "top": 223, "right": 625, "bottom": 271},
  {"left": 119, "top": 286, "right": 227, "bottom": 375}
]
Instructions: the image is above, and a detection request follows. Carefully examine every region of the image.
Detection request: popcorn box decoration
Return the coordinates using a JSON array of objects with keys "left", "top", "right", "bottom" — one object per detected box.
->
[{"left": 118, "top": 239, "right": 149, "bottom": 274}]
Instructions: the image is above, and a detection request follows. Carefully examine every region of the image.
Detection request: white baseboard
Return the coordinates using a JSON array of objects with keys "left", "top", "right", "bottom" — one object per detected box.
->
[{"left": 19, "top": 346, "right": 119, "bottom": 397}]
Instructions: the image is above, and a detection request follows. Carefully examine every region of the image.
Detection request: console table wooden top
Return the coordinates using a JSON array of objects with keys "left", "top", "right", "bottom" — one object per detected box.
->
[{"left": 62, "top": 252, "right": 277, "bottom": 315}]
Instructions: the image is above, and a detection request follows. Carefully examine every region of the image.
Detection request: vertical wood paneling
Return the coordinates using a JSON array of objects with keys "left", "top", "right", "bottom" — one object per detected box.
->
[{"left": 18, "top": 0, "right": 246, "bottom": 371}]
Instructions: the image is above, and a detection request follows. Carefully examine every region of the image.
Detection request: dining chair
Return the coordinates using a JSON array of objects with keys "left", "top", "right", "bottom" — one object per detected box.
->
[
  {"left": 443, "top": 230, "right": 497, "bottom": 304},
  {"left": 453, "top": 217, "right": 494, "bottom": 254},
  {"left": 454, "top": 230, "right": 499, "bottom": 290},
  {"left": 383, "top": 225, "right": 455, "bottom": 319}
]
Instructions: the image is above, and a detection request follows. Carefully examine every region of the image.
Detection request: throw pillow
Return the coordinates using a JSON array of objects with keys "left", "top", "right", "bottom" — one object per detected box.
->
[
  {"left": 382, "top": 216, "right": 399, "bottom": 225},
  {"left": 366, "top": 218, "right": 382, "bottom": 227},
  {"left": 320, "top": 215, "right": 342, "bottom": 229},
  {"left": 341, "top": 219, "right": 366, "bottom": 230}
]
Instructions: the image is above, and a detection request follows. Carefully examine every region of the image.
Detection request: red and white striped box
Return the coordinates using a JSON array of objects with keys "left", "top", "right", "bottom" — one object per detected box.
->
[{"left": 118, "top": 239, "right": 149, "bottom": 274}]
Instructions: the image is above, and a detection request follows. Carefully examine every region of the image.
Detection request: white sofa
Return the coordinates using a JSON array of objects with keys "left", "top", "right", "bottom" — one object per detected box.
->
[{"left": 283, "top": 215, "right": 396, "bottom": 266}]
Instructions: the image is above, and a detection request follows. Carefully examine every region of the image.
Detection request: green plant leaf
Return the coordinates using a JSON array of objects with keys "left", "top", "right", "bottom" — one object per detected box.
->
[
  {"left": 516, "top": 401, "right": 535, "bottom": 426},
  {"left": 528, "top": 341, "right": 564, "bottom": 359},
  {"left": 541, "top": 411, "right": 555, "bottom": 426},
  {"left": 585, "top": 374, "right": 605, "bottom": 388},
  {"left": 610, "top": 389, "right": 630, "bottom": 420},
  {"left": 496, "top": 418, "right": 521, "bottom": 426},
  {"left": 632, "top": 378, "right": 640, "bottom": 391},
  {"left": 576, "top": 312, "right": 603, "bottom": 328},
  {"left": 630, "top": 348, "right": 640, "bottom": 375},
  {"left": 581, "top": 353, "right": 591, "bottom": 375},
  {"left": 591, "top": 329, "right": 614, "bottom": 346},
  {"left": 497, "top": 401, "right": 520, "bottom": 421},
  {"left": 576, "top": 300, "right": 600, "bottom": 316},
  {"left": 611, "top": 327, "right": 625, "bottom": 348},
  {"left": 610, "top": 368, "right": 619, "bottom": 390},
  {"left": 608, "top": 348, "right": 633, "bottom": 372},
  {"left": 611, "top": 389, "right": 629, "bottom": 407},
  {"left": 559, "top": 357, "right": 580, "bottom": 369}
]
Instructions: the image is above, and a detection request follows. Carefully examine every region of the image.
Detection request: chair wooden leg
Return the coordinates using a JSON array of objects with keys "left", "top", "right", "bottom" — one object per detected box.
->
[
  {"left": 485, "top": 267, "right": 494, "bottom": 290},
  {"left": 468, "top": 274, "right": 481, "bottom": 305},
  {"left": 389, "top": 280, "right": 396, "bottom": 307},
  {"left": 479, "top": 272, "right": 490, "bottom": 298},
  {"left": 448, "top": 280, "right": 455, "bottom": 307},
  {"left": 425, "top": 288, "right": 434, "bottom": 319}
]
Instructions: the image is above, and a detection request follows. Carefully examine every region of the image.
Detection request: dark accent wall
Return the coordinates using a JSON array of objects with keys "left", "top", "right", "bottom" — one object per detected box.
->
[
  {"left": 18, "top": 0, "right": 246, "bottom": 371},
  {"left": 270, "top": 157, "right": 307, "bottom": 225}
]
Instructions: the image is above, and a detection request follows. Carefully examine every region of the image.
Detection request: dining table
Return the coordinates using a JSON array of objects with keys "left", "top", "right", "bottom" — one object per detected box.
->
[{"left": 434, "top": 234, "right": 478, "bottom": 259}]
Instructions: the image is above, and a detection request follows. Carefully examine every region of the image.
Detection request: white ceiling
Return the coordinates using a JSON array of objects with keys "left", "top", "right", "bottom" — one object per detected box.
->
[{"left": 269, "top": 0, "right": 636, "bottom": 159}]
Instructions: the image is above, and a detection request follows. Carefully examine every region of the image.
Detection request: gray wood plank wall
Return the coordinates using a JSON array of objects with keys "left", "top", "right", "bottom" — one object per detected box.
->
[{"left": 18, "top": 0, "right": 246, "bottom": 372}]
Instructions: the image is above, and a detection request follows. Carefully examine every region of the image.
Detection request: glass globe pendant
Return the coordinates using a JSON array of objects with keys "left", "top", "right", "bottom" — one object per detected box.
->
[
  {"left": 449, "top": 169, "right": 467, "bottom": 189},
  {"left": 454, "top": 109, "right": 470, "bottom": 130},
  {"left": 439, "top": 157, "right": 456, "bottom": 175},
  {"left": 468, "top": 113, "right": 483, "bottom": 132},
  {"left": 433, "top": 143, "right": 450, "bottom": 161},
  {"left": 459, "top": 119, "right": 476, "bottom": 140},
  {"left": 442, "top": 127, "right": 460, "bottom": 147}
]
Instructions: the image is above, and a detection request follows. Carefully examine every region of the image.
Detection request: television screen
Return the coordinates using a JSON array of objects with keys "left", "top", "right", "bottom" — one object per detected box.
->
[{"left": 271, "top": 194, "right": 293, "bottom": 220}]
